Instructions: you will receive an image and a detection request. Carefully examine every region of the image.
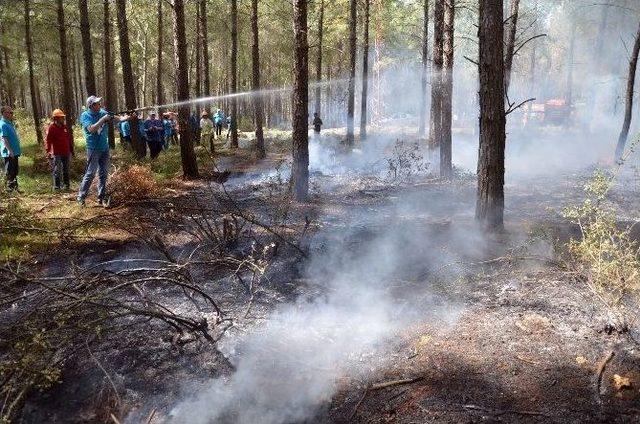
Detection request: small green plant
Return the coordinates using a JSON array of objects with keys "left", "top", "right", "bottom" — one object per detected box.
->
[{"left": 563, "top": 170, "right": 640, "bottom": 331}]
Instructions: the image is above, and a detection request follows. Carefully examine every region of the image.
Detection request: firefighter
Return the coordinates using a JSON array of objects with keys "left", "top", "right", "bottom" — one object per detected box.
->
[{"left": 312, "top": 112, "right": 323, "bottom": 136}]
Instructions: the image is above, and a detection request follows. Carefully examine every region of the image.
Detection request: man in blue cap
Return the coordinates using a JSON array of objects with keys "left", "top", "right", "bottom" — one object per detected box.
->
[{"left": 77, "top": 95, "right": 130, "bottom": 207}]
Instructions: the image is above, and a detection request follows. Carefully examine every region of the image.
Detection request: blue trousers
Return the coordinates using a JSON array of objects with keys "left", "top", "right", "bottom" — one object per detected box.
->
[{"left": 78, "top": 149, "right": 110, "bottom": 201}]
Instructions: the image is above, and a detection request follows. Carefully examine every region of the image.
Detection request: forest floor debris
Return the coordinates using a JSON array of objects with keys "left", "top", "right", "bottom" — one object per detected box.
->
[{"left": 2, "top": 135, "right": 640, "bottom": 423}]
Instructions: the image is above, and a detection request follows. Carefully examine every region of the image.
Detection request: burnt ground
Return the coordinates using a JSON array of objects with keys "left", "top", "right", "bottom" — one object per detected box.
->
[{"left": 9, "top": 138, "right": 640, "bottom": 423}]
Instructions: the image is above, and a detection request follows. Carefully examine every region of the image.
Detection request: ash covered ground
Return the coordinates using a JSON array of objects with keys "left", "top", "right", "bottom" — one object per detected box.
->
[{"left": 9, "top": 127, "right": 640, "bottom": 423}]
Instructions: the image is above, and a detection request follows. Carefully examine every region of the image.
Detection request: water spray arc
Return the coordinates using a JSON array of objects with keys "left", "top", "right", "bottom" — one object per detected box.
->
[{"left": 109, "top": 80, "right": 347, "bottom": 116}]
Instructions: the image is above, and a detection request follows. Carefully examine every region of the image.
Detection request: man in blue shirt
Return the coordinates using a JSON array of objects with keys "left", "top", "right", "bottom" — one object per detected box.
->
[
  {"left": 213, "top": 109, "right": 225, "bottom": 139},
  {"left": 0, "top": 106, "right": 22, "bottom": 192},
  {"left": 119, "top": 118, "right": 131, "bottom": 149},
  {"left": 77, "top": 95, "right": 129, "bottom": 207},
  {"left": 162, "top": 113, "right": 173, "bottom": 150},
  {"left": 144, "top": 112, "right": 164, "bottom": 159}
]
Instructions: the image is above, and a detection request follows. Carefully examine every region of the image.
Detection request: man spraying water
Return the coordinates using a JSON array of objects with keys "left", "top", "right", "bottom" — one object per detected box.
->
[{"left": 77, "top": 95, "right": 131, "bottom": 207}]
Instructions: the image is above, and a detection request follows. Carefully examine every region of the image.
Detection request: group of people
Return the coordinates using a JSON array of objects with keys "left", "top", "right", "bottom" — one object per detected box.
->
[
  {"left": 118, "top": 111, "right": 178, "bottom": 160},
  {"left": 0, "top": 95, "right": 326, "bottom": 205}
]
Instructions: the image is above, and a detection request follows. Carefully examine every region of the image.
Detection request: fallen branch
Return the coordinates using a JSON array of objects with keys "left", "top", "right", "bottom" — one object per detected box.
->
[
  {"left": 596, "top": 350, "right": 615, "bottom": 395},
  {"left": 370, "top": 376, "right": 423, "bottom": 390}
]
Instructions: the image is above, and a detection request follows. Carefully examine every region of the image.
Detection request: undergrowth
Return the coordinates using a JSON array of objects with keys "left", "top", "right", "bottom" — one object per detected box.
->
[{"left": 563, "top": 168, "right": 640, "bottom": 331}]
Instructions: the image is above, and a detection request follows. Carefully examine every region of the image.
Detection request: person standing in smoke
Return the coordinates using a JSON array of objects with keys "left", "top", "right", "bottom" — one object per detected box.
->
[{"left": 312, "top": 112, "right": 323, "bottom": 136}]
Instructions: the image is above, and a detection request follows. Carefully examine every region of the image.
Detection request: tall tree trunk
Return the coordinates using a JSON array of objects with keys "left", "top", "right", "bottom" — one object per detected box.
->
[
  {"left": 116, "top": 0, "right": 143, "bottom": 158},
  {"left": 24, "top": 0, "right": 43, "bottom": 144},
  {"left": 251, "top": 0, "right": 265, "bottom": 157},
  {"left": 476, "top": 0, "right": 506, "bottom": 231},
  {"left": 346, "top": 0, "right": 357, "bottom": 146},
  {"left": 565, "top": 24, "right": 576, "bottom": 111},
  {"left": 314, "top": 0, "right": 325, "bottom": 116},
  {"left": 156, "top": 0, "right": 164, "bottom": 108},
  {"left": 230, "top": 0, "right": 239, "bottom": 148},
  {"left": 200, "top": 0, "right": 210, "bottom": 100},
  {"left": 56, "top": 0, "right": 75, "bottom": 142},
  {"left": 79, "top": 0, "right": 97, "bottom": 95},
  {"left": 418, "top": 0, "right": 430, "bottom": 139},
  {"left": 0, "top": 24, "right": 13, "bottom": 107},
  {"left": 292, "top": 0, "right": 309, "bottom": 201},
  {"left": 359, "top": 0, "right": 371, "bottom": 140},
  {"left": 428, "top": 0, "right": 444, "bottom": 151},
  {"left": 615, "top": 21, "right": 640, "bottom": 161},
  {"left": 173, "top": 0, "right": 199, "bottom": 179},
  {"left": 103, "top": 0, "right": 116, "bottom": 149},
  {"left": 440, "top": 0, "right": 454, "bottom": 178},
  {"left": 587, "top": 4, "right": 609, "bottom": 132},
  {"left": 504, "top": 0, "right": 520, "bottom": 95},
  {"left": 195, "top": 4, "right": 202, "bottom": 100}
]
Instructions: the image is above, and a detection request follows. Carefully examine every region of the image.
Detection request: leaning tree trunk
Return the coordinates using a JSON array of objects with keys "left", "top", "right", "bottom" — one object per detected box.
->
[
  {"left": 359, "top": 0, "right": 371, "bottom": 140},
  {"left": 292, "top": 0, "right": 309, "bottom": 201},
  {"left": 418, "top": 0, "right": 430, "bottom": 139},
  {"left": 615, "top": 20, "right": 640, "bottom": 161},
  {"left": 504, "top": 0, "right": 520, "bottom": 95},
  {"left": 476, "top": 0, "right": 506, "bottom": 231},
  {"left": 200, "top": 0, "right": 211, "bottom": 101},
  {"left": 428, "top": 0, "right": 444, "bottom": 152},
  {"left": 116, "top": 0, "right": 143, "bottom": 158},
  {"left": 79, "top": 0, "right": 96, "bottom": 96},
  {"left": 314, "top": 0, "right": 325, "bottom": 116},
  {"left": 156, "top": 0, "right": 164, "bottom": 108},
  {"left": 230, "top": 0, "right": 239, "bottom": 148},
  {"left": 440, "top": 0, "right": 454, "bottom": 178},
  {"left": 251, "top": 0, "right": 265, "bottom": 158},
  {"left": 346, "top": 0, "right": 357, "bottom": 146},
  {"left": 24, "top": 0, "right": 43, "bottom": 145},
  {"left": 56, "top": 0, "right": 75, "bottom": 148},
  {"left": 173, "top": 0, "right": 199, "bottom": 179},
  {"left": 103, "top": 0, "right": 116, "bottom": 149}
]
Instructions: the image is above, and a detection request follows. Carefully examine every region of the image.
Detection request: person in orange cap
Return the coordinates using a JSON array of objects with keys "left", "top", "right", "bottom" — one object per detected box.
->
[{"left": 45, "top": 108, "right": 74, "bottom": 191}]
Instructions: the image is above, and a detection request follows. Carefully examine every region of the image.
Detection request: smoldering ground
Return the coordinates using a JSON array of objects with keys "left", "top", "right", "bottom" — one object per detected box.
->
[{"left": 158, "top": 131, "right": 517, "bottom": 424}]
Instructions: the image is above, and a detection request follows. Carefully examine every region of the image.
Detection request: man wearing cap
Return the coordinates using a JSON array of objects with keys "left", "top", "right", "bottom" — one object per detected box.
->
[
  {"left": 0, "top": 106, "right": 21, "bottom": 193},
  {"left": 77, "top": 95, "right": 128, "bottom": 207},
  {"left": 45, "top": 109, "right": 74, "bottom": 191}
]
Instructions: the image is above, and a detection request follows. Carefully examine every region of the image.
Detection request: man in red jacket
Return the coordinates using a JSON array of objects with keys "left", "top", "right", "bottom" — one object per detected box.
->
[{"left": 45, "top": 109, "right": 74, "bottom": 191}]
